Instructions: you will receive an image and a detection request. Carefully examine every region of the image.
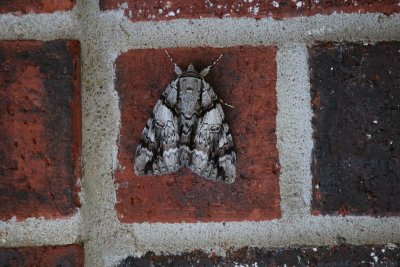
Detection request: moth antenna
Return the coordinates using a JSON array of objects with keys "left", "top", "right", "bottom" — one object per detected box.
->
[
  {"left": 165, "top": 50, "right": 183, "bottom": 75},
  {"left": 200, "top": 54, "right": 223, "bottom": 77},
  {"left": 219, "top": 98, "right": 235, "bottom": 108}
]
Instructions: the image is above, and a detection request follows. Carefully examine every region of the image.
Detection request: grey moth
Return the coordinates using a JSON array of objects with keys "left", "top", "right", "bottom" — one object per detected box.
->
[{"left": 134, "top": 52, "right": 236, "bottom": 183}]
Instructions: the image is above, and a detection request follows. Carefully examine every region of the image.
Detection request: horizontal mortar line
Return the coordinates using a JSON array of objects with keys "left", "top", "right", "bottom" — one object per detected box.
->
[
  {"left": 0, "top": 11, "right": 398, "bottom": 47},
  {"left": 0, "top": 11, "right": 80, "bottom": 40},
  {"left": 106, "top": 12, "right": 400, "bottom": 51},
  {"left": 118, "top": 215, "right": 400, "bottom": 254},
  {"left": 0, "top": 212, "right": 81, "bottom": 248}
]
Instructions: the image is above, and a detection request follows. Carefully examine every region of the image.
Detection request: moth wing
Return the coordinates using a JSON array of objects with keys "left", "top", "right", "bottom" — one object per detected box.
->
[
  {"left": 200, "top": 81, "right": 217, "bottom": 109},
  {"left": 134, "top": 81, "right": 180, "bottom": 176},
  {"left": 190, "top": 84, "right": 236, "bottom": 183}
]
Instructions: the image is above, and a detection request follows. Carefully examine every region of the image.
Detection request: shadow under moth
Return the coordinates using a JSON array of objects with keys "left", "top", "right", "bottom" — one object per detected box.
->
[{"left": 134, "top": 52, "right": 236, "bottom": 183}]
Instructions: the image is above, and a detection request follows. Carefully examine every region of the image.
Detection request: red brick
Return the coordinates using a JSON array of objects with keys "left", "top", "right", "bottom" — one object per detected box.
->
[
  {"left": 0, "top": 245, "right": 83, "bottom": 267},
  {"left": 0, "top": 0, "right": 75, "bottom": 14},
  {"left": 100, "top": 0, "right": 400, "bottom": 21},
  {"left": 118, "top": 244, "right": 400, "bottom": 266},
  {"left": 114, "top": 47, "right": 280, "bottom": 223},
  {"left": 310, "top": 42, "right": 400, "bottom": 215},
  {"left": 0, "top": 40, "right": 81, "bottom": 221}
]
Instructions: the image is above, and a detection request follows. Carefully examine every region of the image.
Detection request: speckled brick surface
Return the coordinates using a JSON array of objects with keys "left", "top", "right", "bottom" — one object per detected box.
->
[
  {"left": 100, "top": 0, "right": 400, "bottom": 21},
  {"left": 0, "top": 40, "right": 81, "bottom": 221},
  {"left": 310, "top": 42, "right": 400, "bottom": 216},
  {"left": 114, "top": 46, "right": 280, "bottom": 223},
  {"left": 118, "top": 244, "right": 400, "bottom": 266},
  {"left": 0, "top": 245, "right": 83, "bottom": 267},
  {"left": 0, "top": 0, "right": 75, "bottom": 14}
]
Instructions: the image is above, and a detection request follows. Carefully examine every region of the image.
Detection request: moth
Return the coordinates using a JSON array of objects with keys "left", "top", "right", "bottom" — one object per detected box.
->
[{"left": 134, "top": 52, "right": 236, "bottom": 183}]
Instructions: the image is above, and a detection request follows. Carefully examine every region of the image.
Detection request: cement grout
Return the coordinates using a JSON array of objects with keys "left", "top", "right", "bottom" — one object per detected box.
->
[
  {"left": 1, "top": 11, "right": 400, "bottom": 44},
  {"left": 276, "top": 44, "right": 313, "bottom": 219},
  {"left": 124, "top": 215, "right": 400, "bottom": 253},
  {"left": 0, "top": 11, "right": 79, "bottom": 40},
  {"left": 124, "top": 13, "right": 400, "bottom": 48},
  {"left": 0, "top": 212, "right": 81, "bottom": 247}
]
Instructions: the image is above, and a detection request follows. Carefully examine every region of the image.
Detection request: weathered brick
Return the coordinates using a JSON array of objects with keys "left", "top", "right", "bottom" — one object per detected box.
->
[
  {"left": 310, "top": 42, "right": 400, "bottom": 215},
  {"left": 0, "top": 40, "right": 81, "bottom": 221},
  {"left": 0, "top": 245, "right": 83, "bottom": 267},
  {"left": 0, "top": 0, "right": 75, "bottom": 14},
  {"left": 118, "top": 244, "right": 400, "bottom": 266},
  {"left": 115, "top": 47, "right": 280, "bottom": 223},
  {"left": 100, "top": 0, "right": 400, "bottom": 21}
]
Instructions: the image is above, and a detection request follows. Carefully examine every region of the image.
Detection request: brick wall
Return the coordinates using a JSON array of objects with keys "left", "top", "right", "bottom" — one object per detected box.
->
[{"left": 0, "top": 0, "right": 399, "bottom": 266}]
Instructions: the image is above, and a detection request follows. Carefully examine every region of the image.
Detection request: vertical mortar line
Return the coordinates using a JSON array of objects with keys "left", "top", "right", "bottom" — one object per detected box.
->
[
  {"left": 276, "top": 44, "right": 313, "bottom": 220},
  {"left": 74, "top": 0, "right": 111, "bottom": 266},
  {"left": 74, "top": 1, "right": 140, "bottom": 265}
]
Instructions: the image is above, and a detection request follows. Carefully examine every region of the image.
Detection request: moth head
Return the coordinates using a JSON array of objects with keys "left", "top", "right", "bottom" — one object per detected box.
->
[
  {"left": 187, "top": 64, "right": 195, "bottom": 72},
  {"left": 181, "top": 64, "right": 201, "bottom": 78}
]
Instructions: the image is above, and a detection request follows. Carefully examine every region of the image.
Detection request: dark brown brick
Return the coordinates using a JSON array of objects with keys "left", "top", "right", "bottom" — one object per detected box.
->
[
  {"left": 118, "top": 244, "right": 400, "bottom": 266},
  {"left": 114, "top": 47, "right": 280, "bottom": 223},
  {"left": 310, "top": 42, "right": 400, "bottom": 216},
  {"left": 0, "top": 245, "right": 83, "bottom": 267},
  {"left": 100, "top": 0, "right": 400, "bottom": 21},
  {"left": 0, "top": 40, "right": 81, "bottom": 221},
  {"left": 0, "top": 0, "right": 75, "bottom": 14}
]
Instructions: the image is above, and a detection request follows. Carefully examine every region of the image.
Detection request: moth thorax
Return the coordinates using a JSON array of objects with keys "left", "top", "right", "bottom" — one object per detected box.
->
[{"left": 178, "top": 76, "right": 202, "bottom": 118}]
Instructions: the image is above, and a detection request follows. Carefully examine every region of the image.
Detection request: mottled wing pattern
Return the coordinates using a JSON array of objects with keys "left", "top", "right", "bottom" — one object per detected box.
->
[
  {"left": 189, "top": 81, "right": 236, "bottom": 183},
  {"left": 134, "top": 81, "right": 180, "bottom": 176},
  {"left": 135, "top": 69, "right": 236, "bottom": 183}
]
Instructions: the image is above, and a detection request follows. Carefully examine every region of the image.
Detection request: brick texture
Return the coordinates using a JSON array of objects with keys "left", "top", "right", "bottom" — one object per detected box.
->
[
  {"left": 0, "top": 245, "right": 83, "bottom": 267},
  {"left": 100, "top": 0, "right": 400, "bottom": 21},
  {"left": 114, "top": 47, "right": 280, "bottom": 223},
  {"left": 0, "top": 0, "right": 75, "bottom": 14},
  {"left": 310, "top": 42, "right": 400, "bottom": 216},
  {"left": 0, "top": 40, "right": 81, "bottom": 221},
  {"left": 118, "top": 244, "right": 400, "bottom": 266}
]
